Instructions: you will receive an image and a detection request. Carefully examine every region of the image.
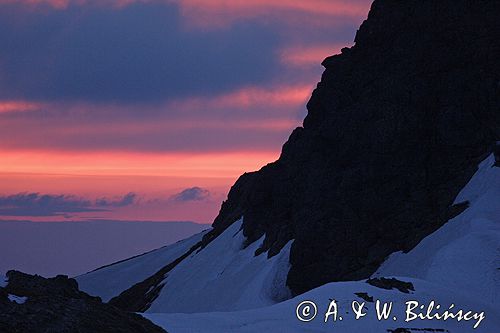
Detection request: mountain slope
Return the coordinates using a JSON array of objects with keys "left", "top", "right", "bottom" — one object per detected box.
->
[
  {"left": 374, "top": 154, "right": 500, "bottom": 305},
  {"left": 78, "top": 0, "right": 499, "bottom": 316},
  {"left": 79, "top": 221, "right": 292, "bottom": 313},
  {"left": 78, "top": 153, "right": 500, "bottom": 325},
  {"left": 143, "top": 220, "right": 292, "bottom": 313},
  {"left": 77, "top": 230, "right": 208, "bottom": 302},
  {"left": 146, "top": 153, "right": 500, "bottom": 332}
]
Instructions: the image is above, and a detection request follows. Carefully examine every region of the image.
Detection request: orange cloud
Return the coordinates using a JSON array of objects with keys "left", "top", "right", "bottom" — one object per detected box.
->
[{"left": 0, "top": 149, "right": 279, "bottom": 178}]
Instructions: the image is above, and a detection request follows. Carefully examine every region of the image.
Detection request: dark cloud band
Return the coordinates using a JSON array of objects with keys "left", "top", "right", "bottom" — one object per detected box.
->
[
  {"left": 0, "top": 2, "right": 281, "bottom": 103},
  {"left": 170, "top": 187, "right": 210, "bottom": 202},
  {"left": 0, "top": 192, "right": 137, "bottom": 217}
]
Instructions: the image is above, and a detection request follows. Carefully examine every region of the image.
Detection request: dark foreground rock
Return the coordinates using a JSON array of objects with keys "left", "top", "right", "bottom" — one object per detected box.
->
[
  {"left": 207, "top": 0, "right": 500, "bottom": 295},
  {"left": 0, "top": 271, "right": 166, "bottom": 333}
]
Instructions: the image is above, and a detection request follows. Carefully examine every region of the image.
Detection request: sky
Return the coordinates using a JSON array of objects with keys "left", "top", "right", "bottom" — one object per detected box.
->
[{"left": 0, "top": 0, "right": 372, "bottom": 224}]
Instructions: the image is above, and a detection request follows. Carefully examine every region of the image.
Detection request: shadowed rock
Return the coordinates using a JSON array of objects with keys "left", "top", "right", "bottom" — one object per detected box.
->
[
  {"left": 367, "top": 277, "right": 415, "bottom": 294},
  {"left": 0, "top": 271, "right": 166, "bottom": 333},
  {"left": 206, "top": 0, "right": 500, "bottom": 296}
]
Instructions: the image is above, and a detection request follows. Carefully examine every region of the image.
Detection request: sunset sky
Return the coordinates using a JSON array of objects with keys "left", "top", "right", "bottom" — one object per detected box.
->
[{"left": 0, "top": 0, "right": 372, "bottom": 223}]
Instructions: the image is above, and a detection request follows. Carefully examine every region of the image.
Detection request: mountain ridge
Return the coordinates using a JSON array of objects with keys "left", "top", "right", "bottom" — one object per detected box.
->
[{"left": 89, "top": 0, "right": 499, "bottom": 312}]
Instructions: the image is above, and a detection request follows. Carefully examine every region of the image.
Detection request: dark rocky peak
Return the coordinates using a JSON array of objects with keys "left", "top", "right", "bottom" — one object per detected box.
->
[{"left": 207, "top": 0, "right": 500, "bottom": 296}]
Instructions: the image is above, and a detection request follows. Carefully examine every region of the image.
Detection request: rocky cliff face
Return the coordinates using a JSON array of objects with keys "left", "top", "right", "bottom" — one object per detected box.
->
[{"left": 207, "top": 0, "right": 500, "bottom": 295}]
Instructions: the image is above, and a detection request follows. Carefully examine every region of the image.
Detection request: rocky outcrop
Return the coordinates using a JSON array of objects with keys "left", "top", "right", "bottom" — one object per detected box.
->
[
  {"left": 0, "top": 271, "right": 166, "bottom": 333},
  {"left": 367, "top": 277, "right": 415, "bottom": 294},
  {"left": 207, "top": 0, "right": 500, "bottom": 295}
]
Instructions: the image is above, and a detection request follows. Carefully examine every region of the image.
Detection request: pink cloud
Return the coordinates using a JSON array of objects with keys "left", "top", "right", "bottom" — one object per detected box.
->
[
  {"left": 1, "top": 0, "right": 371, "bottom": 28},
  {"left": 177, "top": 0, "right": 369, "bottom": 18},
  {"left": 279, "top": 43, "right": 351, "bottom": 68},
  {"left": 174, "top": 0, "right": 371, "bottom": 29},
  {"left": 170, "top": 84, "right": 312, "bottom": 111},
  {"left": 0, "top": 83, "right": 309, "bottom": 152},
  {"left": 2, "top": 0, "right": 371, "bottom": 14},
  {"left": 0, "top": 101, "right": 43, "bottom": 114}
]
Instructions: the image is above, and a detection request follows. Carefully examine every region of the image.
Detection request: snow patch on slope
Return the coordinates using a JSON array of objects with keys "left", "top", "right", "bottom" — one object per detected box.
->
[
  {"left": 8, "top": 294, "right": 28, "bottom": 304},
  {"left": 146, "top": 219, "right": 293, "bottom": 313},
  {"left": 77, "top": 230, "right": 208, "bottom": 302},
  {"left": 375, "top": 154, "right": 500, "bottom": 305}
]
